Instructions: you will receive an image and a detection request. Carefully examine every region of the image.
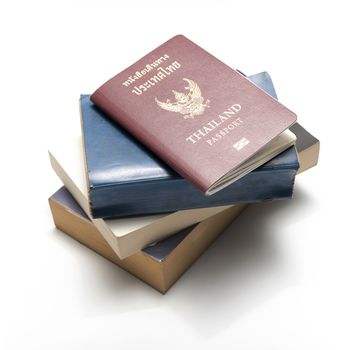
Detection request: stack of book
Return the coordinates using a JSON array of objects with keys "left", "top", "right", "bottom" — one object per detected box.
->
[{"left": 48, "top": 36, "right": 319, "bottom": 293}]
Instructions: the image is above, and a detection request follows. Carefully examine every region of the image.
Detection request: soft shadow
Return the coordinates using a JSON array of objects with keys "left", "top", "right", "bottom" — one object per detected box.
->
[
  {"left": 50, "top": 185, "right": 316, "bottom": 327},
  {"left": 50, "top": 228, "right": 162, "bottom": 315},
  {"left": 162, "top": 185, "right": 316, "bottom": 336}
]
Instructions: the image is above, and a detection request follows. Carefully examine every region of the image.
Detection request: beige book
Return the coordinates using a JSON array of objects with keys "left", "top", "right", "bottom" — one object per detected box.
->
[
  {"left": 49, "top": 193, "right": 247, "bottom": 293},
  {"left": 49, "top": 138, "right": 233, "bottom": 259}
]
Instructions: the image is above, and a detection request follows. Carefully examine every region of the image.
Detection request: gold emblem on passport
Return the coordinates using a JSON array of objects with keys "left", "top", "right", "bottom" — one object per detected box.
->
[{"left": 155, "top": 78, "right": 210, "bottom": 119}]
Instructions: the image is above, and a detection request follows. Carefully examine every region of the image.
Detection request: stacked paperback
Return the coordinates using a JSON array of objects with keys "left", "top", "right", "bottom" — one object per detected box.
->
[{"left": 48, "top": 36, "right": 319, "bottom": 293}]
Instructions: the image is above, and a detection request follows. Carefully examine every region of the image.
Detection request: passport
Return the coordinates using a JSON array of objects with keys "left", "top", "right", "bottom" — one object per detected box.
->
[
  {"left": 91, "top": 35, "right": 297, "bottom": 194},
  {"left": 82, "top": 72, "right": 299, "bottom": 219}
]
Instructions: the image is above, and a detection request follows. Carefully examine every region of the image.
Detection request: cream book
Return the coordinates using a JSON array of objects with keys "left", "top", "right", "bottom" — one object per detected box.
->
[{"left": 49, "top": 137, "right": 231, "bottom": 259}]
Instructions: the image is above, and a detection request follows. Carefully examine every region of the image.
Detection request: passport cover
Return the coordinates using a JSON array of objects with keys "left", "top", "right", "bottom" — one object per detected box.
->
[
  {"left": 82, "top": 72, "right": 299, "bottom": 219},
  {"left": 91, "top": 35, "right": 297, "bottom": 193}
]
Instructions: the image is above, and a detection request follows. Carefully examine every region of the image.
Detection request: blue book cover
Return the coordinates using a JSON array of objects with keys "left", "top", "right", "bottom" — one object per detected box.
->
[{"left": 81, "top": 72, "right": 299, "bottom": 218}]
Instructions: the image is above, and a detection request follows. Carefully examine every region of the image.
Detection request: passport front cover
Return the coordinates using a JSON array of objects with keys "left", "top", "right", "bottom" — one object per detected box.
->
[{"left": 91, "top": 35, "right": 297, "bottom": 193}]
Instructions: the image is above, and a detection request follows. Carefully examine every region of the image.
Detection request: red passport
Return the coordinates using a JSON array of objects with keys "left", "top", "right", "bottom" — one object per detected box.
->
[{"left": 91, "top": 35, "right": 297, "bottom": 195}]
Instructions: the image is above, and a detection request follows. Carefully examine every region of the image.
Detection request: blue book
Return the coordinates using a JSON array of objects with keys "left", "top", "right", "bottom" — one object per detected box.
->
[{"left": 81, "top": 72, "right": 299, "bottom": 218}]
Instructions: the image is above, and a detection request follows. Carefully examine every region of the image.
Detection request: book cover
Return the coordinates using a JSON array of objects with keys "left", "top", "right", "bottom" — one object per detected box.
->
[
  {"left": 83, "top": 72, "right": 299, "bottom": 218},
  {"left": 91, "top": 35, "right": 297, "bottom": 194}
]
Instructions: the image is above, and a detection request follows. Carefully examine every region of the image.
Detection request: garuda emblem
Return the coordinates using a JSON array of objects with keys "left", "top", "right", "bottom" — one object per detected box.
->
[{"left": 155, "top": 78, "right": 210, "bottom": 119}]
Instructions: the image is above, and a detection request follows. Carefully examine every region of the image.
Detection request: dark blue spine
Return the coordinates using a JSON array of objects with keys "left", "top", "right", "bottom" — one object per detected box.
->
[{"left": 91, "top": 167, "right": 296, "bottom": 218}]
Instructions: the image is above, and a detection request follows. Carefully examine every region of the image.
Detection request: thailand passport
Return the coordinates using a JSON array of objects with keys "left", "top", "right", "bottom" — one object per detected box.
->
[{"left": 91, "top": 35, "right": 297, "bottom": 195}]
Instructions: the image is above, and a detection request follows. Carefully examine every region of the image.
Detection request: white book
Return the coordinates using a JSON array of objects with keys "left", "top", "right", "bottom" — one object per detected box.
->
[{"left": 49, "top": 137, "right": 231, "bottom": 259}]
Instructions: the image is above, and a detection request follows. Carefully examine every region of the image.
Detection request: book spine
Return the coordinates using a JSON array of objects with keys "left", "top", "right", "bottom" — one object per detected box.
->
[{"left": 90, "top": 168, "right": 297, "bottom": 218}]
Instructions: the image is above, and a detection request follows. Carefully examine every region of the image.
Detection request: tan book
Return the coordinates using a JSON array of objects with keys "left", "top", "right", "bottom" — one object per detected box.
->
[
  {"left": 48, "top": 122, "right": 319, "bottom": 293},
  {"left": 49, "top": 191, "right": 247, "bottom": 293}
]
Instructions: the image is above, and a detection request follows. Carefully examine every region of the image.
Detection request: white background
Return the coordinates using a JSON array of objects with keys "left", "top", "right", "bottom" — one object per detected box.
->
[{"left": 1, "top": 1, "right": 349, "bottom": 349}]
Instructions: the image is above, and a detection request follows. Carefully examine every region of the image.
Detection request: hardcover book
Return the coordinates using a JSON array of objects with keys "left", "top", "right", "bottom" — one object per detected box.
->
[
  {"left": 82, "top": 72, "right": 299, "bottom": 219},
  {"left": 91, "top": 35, "right": 297, "bottom": 195}
]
